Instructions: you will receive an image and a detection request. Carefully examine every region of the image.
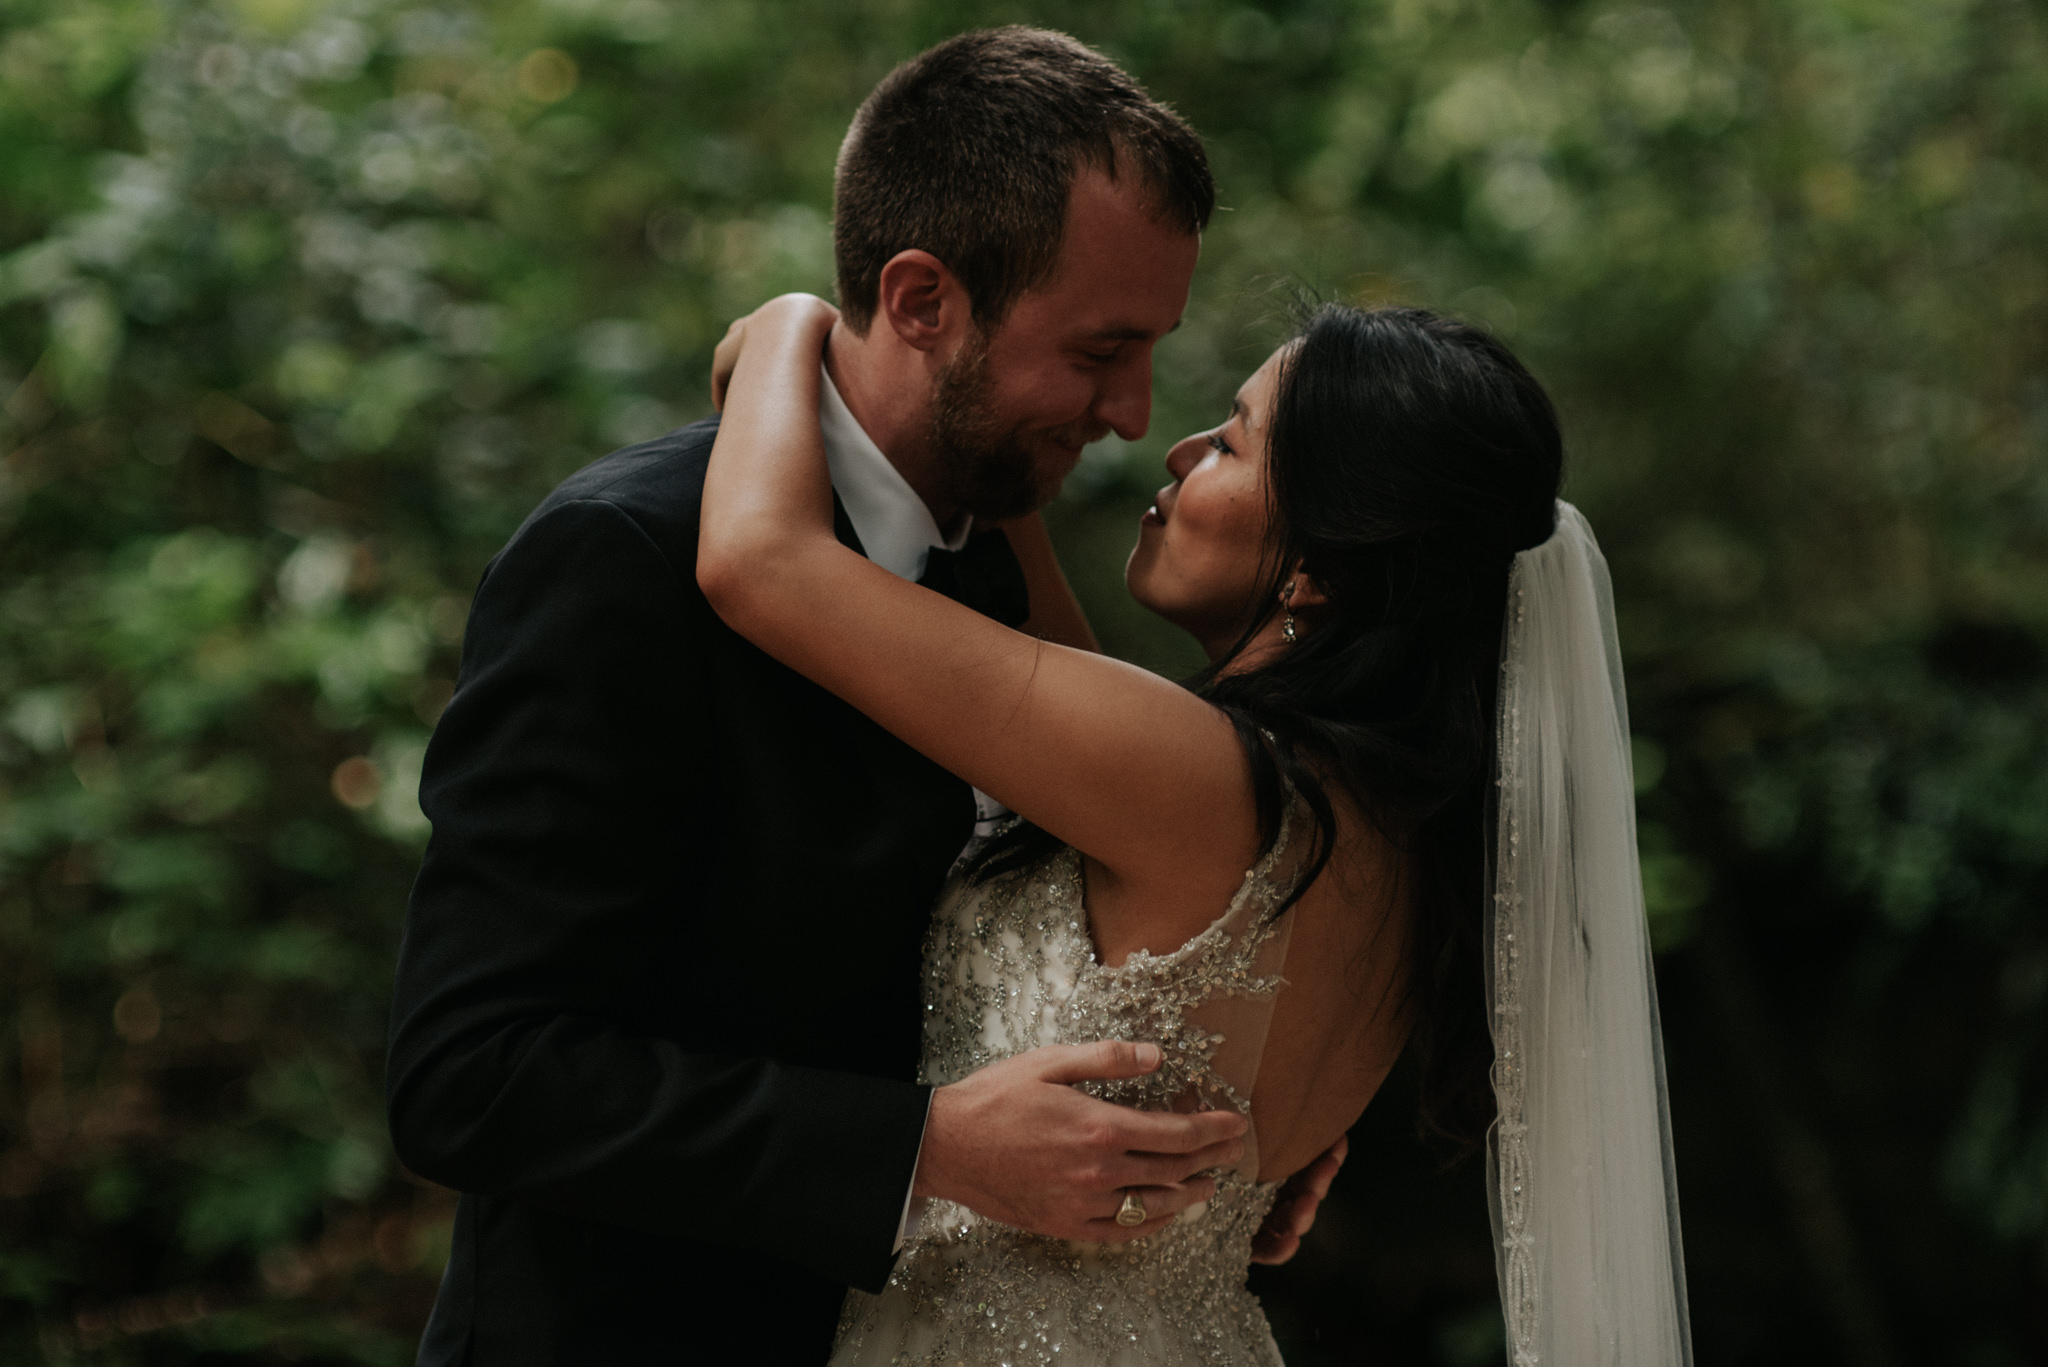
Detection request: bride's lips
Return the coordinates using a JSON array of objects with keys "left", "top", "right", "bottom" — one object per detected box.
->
[{"left": 1141, "top": 485, "right": 1176, "bottom": 528}]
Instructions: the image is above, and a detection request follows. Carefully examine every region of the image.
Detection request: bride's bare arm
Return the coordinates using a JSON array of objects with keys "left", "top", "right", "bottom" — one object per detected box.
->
[{"left": 698, "top": 294, "right": 1258, "bottom": 918}]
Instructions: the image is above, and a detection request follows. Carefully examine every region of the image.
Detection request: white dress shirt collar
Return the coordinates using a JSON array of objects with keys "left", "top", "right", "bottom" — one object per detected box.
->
[{"left": 818, "top": 365, "right": 968, "bottom": 582}]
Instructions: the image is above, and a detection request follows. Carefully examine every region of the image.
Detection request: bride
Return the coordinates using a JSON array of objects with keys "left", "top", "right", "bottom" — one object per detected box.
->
[{"left": 700, "top": 294, "right": 1690, "bottom": 1365}]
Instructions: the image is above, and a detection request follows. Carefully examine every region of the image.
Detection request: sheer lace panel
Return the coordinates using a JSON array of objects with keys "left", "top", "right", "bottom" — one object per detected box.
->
[{"left": 923, "top": 802, "right": 1303, "bottom": 1169}]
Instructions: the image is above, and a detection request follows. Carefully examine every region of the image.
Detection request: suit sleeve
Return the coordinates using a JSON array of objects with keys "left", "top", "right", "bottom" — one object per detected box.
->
[{"left": 385, "top": 496, "right": 929, "bottom": 1292}]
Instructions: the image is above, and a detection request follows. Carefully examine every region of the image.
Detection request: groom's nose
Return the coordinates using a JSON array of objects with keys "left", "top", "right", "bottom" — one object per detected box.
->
[{"left": 1094, "top": 351, "right": 1154, "bottom": 441}]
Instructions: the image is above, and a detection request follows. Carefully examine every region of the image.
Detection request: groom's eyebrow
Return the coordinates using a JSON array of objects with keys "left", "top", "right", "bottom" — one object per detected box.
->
[{"left": 1085, "top": 320, "right": 1184, "bottom": 342}]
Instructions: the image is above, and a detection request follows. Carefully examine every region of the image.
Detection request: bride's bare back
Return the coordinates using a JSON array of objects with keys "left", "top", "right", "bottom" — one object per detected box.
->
[
  {"left": 1085, "top": 795, "right": 1413, "bottom": 1183},
  {"left": 1244, "top": 814, "right": 1414, "bottom": 1181}
]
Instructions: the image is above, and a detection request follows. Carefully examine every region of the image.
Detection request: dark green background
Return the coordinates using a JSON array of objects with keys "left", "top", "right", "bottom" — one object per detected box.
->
[{"left": 2, "top": 0, "right": 2043, "bottom": 1361}]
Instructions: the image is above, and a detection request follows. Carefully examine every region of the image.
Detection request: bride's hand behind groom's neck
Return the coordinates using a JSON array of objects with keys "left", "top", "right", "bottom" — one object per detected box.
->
[{"left": 709, "top": 292, "right": 839, "bottom": 413}]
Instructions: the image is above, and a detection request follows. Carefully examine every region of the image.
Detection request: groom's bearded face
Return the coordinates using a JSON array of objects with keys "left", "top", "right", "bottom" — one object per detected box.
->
[
  {"left": 927, "top": 327, "right": 1100, "bottom": 521},
  {"left": 913, "top": 168, "right": 1203, "bottom": 521}
]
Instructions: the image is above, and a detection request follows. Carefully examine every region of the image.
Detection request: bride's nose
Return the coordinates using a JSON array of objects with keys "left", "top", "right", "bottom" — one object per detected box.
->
[{"left": 1164, "top": 432, "right": 1208, "bottom": 483}]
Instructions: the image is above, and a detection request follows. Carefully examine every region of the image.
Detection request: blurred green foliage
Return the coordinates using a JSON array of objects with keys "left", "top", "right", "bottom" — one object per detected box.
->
[{"left": 1, "top": 0, "right": 2043, "bottom": 1362}]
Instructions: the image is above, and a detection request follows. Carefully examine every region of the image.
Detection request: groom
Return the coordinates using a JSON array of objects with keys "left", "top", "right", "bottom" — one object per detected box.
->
[{"left": 388, "top": 28, "right": 1328, "bottom": 1366}]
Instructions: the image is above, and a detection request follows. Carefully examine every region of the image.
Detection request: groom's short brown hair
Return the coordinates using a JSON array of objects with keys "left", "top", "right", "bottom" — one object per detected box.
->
[{"left": 833, "top": 27, "right": 1214, "bottom": 335}]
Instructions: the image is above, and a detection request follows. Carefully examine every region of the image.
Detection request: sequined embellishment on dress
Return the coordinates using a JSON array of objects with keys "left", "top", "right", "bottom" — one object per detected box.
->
[{"left": 831, "top": 813, "right": 1302, "bottom": 1367}]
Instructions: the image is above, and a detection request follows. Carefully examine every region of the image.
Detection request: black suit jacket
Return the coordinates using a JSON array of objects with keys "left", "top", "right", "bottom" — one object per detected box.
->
[{"left": 387, "top": 417, "right": 1022, "bottom": 1364}]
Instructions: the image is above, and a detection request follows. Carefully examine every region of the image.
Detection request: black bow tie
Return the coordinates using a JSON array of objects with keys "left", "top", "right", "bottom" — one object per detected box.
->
[{"left": 917, "top": 529, "right": 1032, "bottom": 629}]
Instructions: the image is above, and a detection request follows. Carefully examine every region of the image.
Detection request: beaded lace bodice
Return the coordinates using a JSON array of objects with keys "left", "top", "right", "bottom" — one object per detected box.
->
[{"left": 831, "top": 815, "right": 1302, "bottom": 1367}]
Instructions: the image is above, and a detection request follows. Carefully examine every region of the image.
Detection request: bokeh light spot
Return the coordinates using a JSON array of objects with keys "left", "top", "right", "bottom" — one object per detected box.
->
[
  {"left": 331, "top": 756, "right": 383, "bottom": 810},
  {"left": 515, "top": 48, "right": 577, "bottom": 103}
]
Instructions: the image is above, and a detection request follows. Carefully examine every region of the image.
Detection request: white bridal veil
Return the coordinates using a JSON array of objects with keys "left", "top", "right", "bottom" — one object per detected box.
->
[{"left": 1486, "top": 503, "right": 1693, "bottom": 1367}]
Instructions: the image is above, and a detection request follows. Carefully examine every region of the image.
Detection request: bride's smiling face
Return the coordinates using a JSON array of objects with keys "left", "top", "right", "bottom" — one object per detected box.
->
[{"left": 1125, "top": 345, "right": 1289, "bottom": 659}]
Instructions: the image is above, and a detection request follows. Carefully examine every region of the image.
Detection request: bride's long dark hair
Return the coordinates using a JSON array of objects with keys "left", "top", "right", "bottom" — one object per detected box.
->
[{"left": 975, "top": 303, "right": 1564, "bottom": 1148}]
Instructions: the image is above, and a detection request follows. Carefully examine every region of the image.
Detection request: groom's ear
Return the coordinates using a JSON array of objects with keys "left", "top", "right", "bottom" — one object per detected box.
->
[{"left": 876, "top": 250, "right": 972, "bottom": 354}]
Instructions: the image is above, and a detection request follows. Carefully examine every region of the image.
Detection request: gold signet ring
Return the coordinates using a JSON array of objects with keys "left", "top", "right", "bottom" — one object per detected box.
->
[{"left": 1115, "top": 1190, "right": 1147, "bottom": 1227}]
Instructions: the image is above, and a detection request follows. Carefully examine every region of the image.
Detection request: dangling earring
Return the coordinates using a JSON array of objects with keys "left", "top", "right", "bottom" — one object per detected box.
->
[{"left": 1280, "top": 579, "right": 1298, "bottom": 644}]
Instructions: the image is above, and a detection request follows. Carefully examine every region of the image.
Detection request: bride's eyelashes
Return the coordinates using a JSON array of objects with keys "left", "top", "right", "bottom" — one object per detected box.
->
[{"left": 1207, "top": 431, "right": 1234, "bottom": 456}]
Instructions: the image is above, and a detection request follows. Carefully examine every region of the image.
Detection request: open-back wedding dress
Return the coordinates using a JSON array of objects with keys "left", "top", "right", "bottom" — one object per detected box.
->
[
  {"left": 830, "top": 812, "right": 1305, "bottom": 1367},
  {"left": 833, "top": 506, "right": 1692, "bottom": 1367}
]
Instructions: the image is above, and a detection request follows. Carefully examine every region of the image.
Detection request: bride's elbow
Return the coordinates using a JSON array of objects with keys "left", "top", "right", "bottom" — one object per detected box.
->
[
  {"left": 695, "top": 538, "right": 765, "bottom": 626},
  {"left": 698, "top": 540, "right": 819, "bottom": 643}
]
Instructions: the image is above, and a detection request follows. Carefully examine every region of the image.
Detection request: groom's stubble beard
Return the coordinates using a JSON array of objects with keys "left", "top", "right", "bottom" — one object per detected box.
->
[{"left": 928, "top": 328, "right": 1089, "bottom": 521}]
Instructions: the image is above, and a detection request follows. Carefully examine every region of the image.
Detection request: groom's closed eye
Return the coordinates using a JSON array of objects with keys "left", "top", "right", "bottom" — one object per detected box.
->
[
  {"left": 1073, "top": 336, "right": 1137, "bottom": 364},
  {"left": 1073, "top": 320, "right": 1178, "bottom": 361}
]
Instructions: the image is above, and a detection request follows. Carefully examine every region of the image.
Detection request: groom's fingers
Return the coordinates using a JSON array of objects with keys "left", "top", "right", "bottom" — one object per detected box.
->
[
  {"left": 1032, "top": 1041, "right": 1250, "bottom": 1135},
  {"left": 916, "top": 1042, "right": 1258, "bottom": 1241},
  {"left": 1249, "top": 1132, "right": 1346, "bottom": 1264},
  {"left": 1085, "top": 1178, "right": 1220, "bottom": 1242},
  {"left": 1031, "top": 1038, "right": 1166, "bottom": 1085},
  {"left": 1115, "top": 1135, "right": 1243, "bottom": 1188},
  {"left": 1028, "top": 1044, "right": 1252, "bottom": 1154},
  {"left": 709, "top": 318, "right": 745, "bottom": 410},
  {"left": 1110, "top": 1179, "right": 1216, "bottom": 1221},
  {"left": 1108, "top": 1104, "right": 1248, "bottom": 1156}
]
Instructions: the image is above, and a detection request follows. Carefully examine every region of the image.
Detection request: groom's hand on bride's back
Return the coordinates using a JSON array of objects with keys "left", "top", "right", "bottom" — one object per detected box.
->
[
  {"left": 915, "top": 1040, "right": 1247, "bottom": 1243},
  {"left": 1248, "top": 1133, "right": 1346, "bottom": 1265}
]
